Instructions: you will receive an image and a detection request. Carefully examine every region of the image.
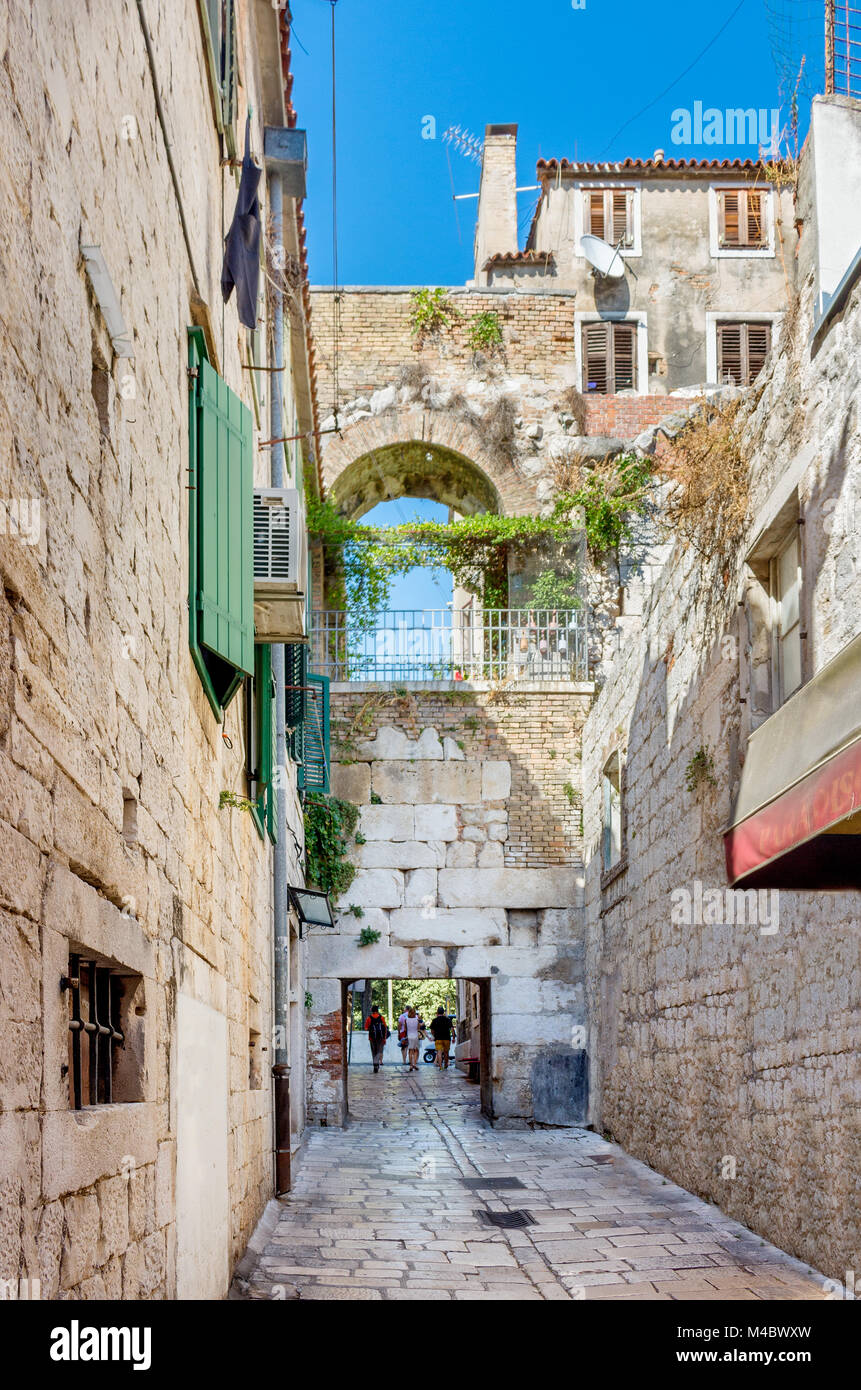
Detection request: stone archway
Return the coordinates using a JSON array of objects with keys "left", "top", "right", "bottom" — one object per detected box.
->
[{"left": 320, "top": 406, "right": 539, "bottom": 518}]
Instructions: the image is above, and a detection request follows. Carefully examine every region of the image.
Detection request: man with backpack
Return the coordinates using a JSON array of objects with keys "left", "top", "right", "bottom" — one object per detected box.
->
[
  {"left": 365, "top": 1005, "right": 389, "bottom": 1073},
  {"left": 429, "top": 1006, "right": 453, "bottom": 1069}
]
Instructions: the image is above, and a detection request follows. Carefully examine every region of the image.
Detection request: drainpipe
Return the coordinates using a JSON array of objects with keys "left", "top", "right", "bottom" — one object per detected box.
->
[{"left": 269, "top": 170, "right": 291, "bottom": 1195}]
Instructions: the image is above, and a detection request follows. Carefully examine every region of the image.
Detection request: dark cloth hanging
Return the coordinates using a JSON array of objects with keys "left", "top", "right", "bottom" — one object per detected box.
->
[{"left": 221, "top": 116, "right": 261, "bottom": 330}]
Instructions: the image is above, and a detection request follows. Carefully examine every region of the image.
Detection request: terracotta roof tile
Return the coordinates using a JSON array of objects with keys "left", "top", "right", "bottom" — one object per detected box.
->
[
  {"left": 536, "top": 156, "right": 767, "bottom": 176},
  {"left": 483, "top": 249, "right": 555, "bottom": 268}
]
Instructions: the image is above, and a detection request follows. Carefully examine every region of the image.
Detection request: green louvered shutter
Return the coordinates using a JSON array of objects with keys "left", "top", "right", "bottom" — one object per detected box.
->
[
  {"left": 266, "top": 667, "right": 278, "bottom": 843},
  {"left": 196, "top": 357, "right": 254, "bottom": 680},
  {"left": 257, "top": 644, "right": 273, "bottom": 790},
  {"left": 301, "top": 673, "right": 330, "bottom": 794},
  {"left": 285, "top": 642, "right": 306, "bottom": 764}
]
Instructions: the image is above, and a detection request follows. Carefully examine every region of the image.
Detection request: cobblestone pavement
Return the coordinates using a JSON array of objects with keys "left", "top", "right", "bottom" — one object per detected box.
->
[{"left": 235, "top": 1062, "right": 829, "bottom": 1302}]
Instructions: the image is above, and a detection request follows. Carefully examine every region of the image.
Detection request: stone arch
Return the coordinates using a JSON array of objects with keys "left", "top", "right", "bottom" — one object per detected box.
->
[{"left": 319, "top": 406, "right": 538, "bottom": 518}]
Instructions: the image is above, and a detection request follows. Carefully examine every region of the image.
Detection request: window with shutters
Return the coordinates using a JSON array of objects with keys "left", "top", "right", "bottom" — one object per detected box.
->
[
  {"left": 715, "top": 188, "right": 768, "bottom": 250},
  {"left": 187, "top": 328, "right": 254, "bottom": 718},
  {"left": 584, "top": 188, "right": 635, "bottom": 248},
  {"left": 199, "top": 0, "right": 239, "bottom": 159},
  {"left": 582, "top": 321, "right": 638, "bottom": 394},
  {"left": 301, "top": 674, "right": 330, "bottom": 795},
  {"left": 283, "top": 645, "right": 330, "bottom": 795},
  {"left": 716, "top": 321, "right": 772, "bottom": 385}
]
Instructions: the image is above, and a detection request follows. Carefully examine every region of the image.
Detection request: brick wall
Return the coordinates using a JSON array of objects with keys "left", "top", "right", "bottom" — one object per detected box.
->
[
  {"left": 584, "top": 394, "right": 686, "bottom": 438},
  {"left": 310, "top": 288, "right": 580, "bottom": 411}
]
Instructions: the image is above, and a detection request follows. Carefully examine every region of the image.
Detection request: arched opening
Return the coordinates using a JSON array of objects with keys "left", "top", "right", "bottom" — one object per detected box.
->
[{"left": 330, "top": 440, "right": 503, "bottom": 521}]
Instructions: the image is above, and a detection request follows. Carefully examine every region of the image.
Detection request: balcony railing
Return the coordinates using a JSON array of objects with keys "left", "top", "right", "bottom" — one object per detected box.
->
[{"left": 310, "top": 609, "right": 588, "bottom": 684}]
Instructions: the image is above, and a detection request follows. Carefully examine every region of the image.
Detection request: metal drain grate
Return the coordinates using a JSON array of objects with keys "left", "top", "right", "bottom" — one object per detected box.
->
[
  {"left": 461, "top": 1176, "right": 526, "bottom": 1190},
  {"left": 476, "top": 1208, "right": 535, "bottom": 1229}
]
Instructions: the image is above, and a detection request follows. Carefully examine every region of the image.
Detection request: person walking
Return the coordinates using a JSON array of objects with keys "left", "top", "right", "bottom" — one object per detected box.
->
[
  {"left": 403, "top": 1006, "right": 423, "bottom": 1071},
  {"left": 365, "top": 1005, "right": 389, "bottom": 1073},
  {"left": 430, "top": 1006, "right": 453, "bottom": 1069},
  {"left": 397, "top": 1006, "right": 409, "bottom": 1065}
]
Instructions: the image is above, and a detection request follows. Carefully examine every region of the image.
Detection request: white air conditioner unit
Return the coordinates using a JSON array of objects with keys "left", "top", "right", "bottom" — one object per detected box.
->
[{"left": 253, "top": 487, "right": 307, "bottom": 643}]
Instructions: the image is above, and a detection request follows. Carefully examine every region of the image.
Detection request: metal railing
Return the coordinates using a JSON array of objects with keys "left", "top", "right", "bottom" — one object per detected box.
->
[
  {"left": 827, "top": 2, "right": 861, "bottom": 98},
  {"left": 310, "top": 608, "right": 588, "bottom": 683}
]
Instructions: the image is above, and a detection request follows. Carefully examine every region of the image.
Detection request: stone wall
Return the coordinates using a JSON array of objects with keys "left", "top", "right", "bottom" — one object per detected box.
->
[
  {"left": 0, "top": 1, "right": 308, "bottom": 1299},
  {"left": 309, "top": 286, "right": 685, "bottom": 512},
  {"left": 305, "top": 682, "right": 592, "bottom": 1127},
  {"left": 580, "top": 107, "right": 861, "bottom": 1283}
]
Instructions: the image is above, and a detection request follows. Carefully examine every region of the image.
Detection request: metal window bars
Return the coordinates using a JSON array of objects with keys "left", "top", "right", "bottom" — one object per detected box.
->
[
  {"left": 310, "top": 608, "right": 589, "bottom": 684},
  {"left": 64, "top": 955, "right": 126, "bottom": 1109},
  {"left": 827, "top": 2, "right": 861, "bottom": 96}
]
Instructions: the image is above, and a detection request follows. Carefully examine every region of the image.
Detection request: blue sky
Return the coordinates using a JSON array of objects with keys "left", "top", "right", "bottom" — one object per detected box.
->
[
  {"left": 290, "top": 0, "right": 823, "bottom": 287},
  {"left": 361, "top": 499, "right": 453, "bottom": 609}
]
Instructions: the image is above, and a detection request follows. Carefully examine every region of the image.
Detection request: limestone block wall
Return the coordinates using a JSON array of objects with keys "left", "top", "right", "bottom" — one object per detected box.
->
[
  {"left": 305, "top": 683, "right": 592, "bottom": 1127},
  {"left": 0, "top": 2, "right": 307, "bottom": 1299},
  {"left": 581, "top": 172, "right": 861, "bottom": 1282}
]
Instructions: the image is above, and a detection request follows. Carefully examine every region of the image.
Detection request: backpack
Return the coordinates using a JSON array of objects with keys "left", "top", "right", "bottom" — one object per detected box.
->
[{"left": 368, "top": 1014, "right": 387, "bottom": 1046}]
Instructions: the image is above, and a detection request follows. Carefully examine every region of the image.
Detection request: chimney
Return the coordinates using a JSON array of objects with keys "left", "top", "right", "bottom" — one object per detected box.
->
[{"left": 473, "top": 124, "right": 518, "bottom": 285}]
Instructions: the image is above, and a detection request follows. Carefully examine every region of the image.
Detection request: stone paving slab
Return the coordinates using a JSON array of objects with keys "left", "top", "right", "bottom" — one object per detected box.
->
[{"left": 232, "top": 1063, "right": 831, "bottom": 1302}]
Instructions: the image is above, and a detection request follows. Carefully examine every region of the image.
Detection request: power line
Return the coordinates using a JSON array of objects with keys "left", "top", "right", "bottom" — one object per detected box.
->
[{"left": 599, "top": 0, "right": 749, "bottom": 157}]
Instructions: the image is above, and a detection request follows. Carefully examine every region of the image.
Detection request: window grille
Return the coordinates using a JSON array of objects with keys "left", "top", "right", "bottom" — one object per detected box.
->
[{"left": 64, "top": 955, "right": 126, "bottom": 1109}]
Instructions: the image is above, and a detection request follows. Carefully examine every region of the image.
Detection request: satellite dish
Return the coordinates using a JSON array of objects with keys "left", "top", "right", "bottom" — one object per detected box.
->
[{"left": 580, "top": 234, "right": 626, "bottom": 279}]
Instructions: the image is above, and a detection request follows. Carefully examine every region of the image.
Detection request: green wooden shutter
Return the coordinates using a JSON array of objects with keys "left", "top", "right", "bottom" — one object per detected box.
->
[
  {"left": 285, "top": 642, "right": 307, "bottom": 765},
  {"left": 300, "top": 673, "right": 330, "bottom": 794},
  {"left": 266, "top": 665, "right": 278, "bottom": 843},
  {"left": 196, "top": 356, "right": 254, "bottom": 681},
  {"left": 257, "top": 643, "right": 273, "bottom": 790}
]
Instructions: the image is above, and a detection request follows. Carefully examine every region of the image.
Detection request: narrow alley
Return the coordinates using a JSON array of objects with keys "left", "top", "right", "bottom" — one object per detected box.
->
[{"left": 234, "top": 1064, "right": 827, "bottom": 1303}]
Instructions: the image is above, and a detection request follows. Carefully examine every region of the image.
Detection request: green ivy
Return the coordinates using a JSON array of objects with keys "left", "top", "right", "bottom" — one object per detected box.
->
[
  {"left": 466, "top": 310, "right": 503, "bottom": 354},
  {"left": 303, "top": 793, "right": 360, "bottom": 901},
  {"left": 557, "top": 453, "right": 654, "bottom": 555},
  {"left": 530, "top": 570, "right": 582, "bottom": 609},
  {"left": 408, "top": 287, "right": 460, "bottom": 340},
  {"left": 358, "top": 926, "right": 382, "bottom": 947},
  {"left": 219, "top": 790, "right": 257, "bottom": 814},
  {"left": 685, "top": 747, "right": 718, "bottom": 793},
  {"left": 309, "top": 455, "right": 654, "bottom": 625}
]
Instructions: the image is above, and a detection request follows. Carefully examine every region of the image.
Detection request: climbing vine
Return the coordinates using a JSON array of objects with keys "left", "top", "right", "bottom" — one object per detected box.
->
[
  {"left": 303, "top": 794, "right": 360, "bottom": 900},
  {"left": 309, "top": 452, "right": 654, "bottom": 619},
  {"left": 408, "top": 287, "right": 460, "bottom": 343},
  {"left": 466, "top": 309, "right": 503, "bottom": 355}
]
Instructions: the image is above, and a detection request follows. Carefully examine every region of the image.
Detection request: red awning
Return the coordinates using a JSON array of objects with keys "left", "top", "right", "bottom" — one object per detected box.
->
[
  {"left": 724, "top": 632, "right": 861, "bottom": 889},
  {"left": 724, "top": 735, "right": 861, "bottom": 888}
]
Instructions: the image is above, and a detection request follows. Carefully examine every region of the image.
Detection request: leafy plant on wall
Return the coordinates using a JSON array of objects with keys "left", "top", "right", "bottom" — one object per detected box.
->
[{"left": 303, "top": 794, "right": 360, "bottom": 900}]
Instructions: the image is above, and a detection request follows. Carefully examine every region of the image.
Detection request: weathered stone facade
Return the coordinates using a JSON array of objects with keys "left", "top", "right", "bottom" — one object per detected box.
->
[
  {"left": 310, "top": 285, "right": 687, "bottom": 522},
  {"left": 0, "top": 1, "right": 313, "bottom": 1299},
  {"left": 581, "top": 97, "right": 861, "bottom": 1285},
  {"left": 305, "top": 683, "right": 591, "bottom": 1128}
]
